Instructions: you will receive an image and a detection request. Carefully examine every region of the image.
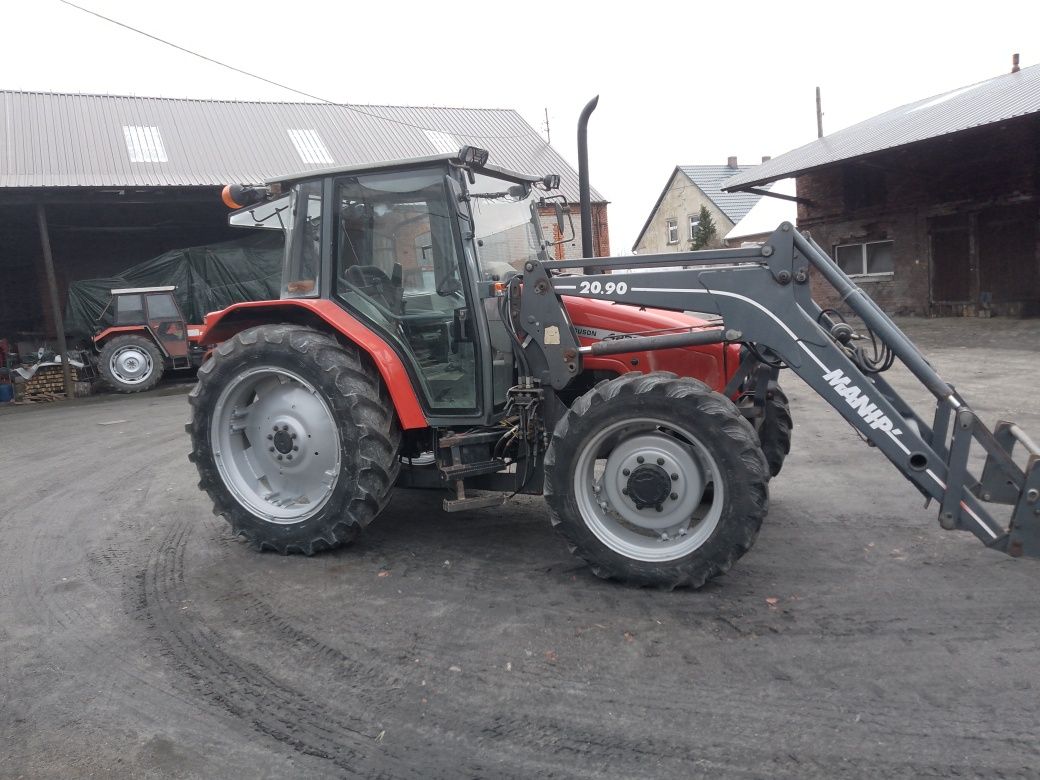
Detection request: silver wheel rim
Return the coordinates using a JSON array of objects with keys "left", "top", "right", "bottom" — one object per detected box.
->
[
  {"left": 109, "top": 345, "right": 154, "bottom": 385},
  {"left": 572, "top": 417, "right": 724, "bottom": 562},
  {"left": 210, "top": 366, "right": 341, "bottom": 524}
]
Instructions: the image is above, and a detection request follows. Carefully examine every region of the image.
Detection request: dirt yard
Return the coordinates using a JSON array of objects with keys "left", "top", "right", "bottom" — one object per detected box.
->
[{"left": 1, "top": 317, "right": 1038, "bottom": 778}]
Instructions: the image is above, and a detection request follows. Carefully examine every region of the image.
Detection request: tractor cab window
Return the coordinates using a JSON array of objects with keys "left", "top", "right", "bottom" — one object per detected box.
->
[
  {"left": 282, "top": 180, "right": 323, "bottom": 298},
  {"left": 468, "top": 173, "right": 545, "bottom": 281},
  {"left": 115, "top": 294, "right": 146, "bottom": 324},
  {"left": 334, "top": 170, "right": 477, "bottom": 412}
]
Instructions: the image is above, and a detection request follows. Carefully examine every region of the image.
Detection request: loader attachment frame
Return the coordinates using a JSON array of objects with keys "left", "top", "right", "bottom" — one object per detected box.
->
[{"left": 516, "top": 222, "right": 1040, "bottom": 558}]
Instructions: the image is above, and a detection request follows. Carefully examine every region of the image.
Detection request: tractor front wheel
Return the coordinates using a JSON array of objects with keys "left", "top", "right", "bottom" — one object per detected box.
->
[
  {"left": 544, "top": 372, "right": 769, "bottom": 589},
  {"left": 99, "top": 334, "right": 164, "bottom": 393},
  {"left": 187, "top": 324, "right": 401, "bottom": 554}
]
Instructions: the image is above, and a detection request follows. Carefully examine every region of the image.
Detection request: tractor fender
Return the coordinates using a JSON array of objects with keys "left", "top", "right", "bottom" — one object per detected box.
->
[
  {"left": 561, "top": 296, "right": 740, "bottom": 393},
  {"left": 197, "top": 299, "right": 428, "bottom": 430},
  {"left": 93, "top": 325, "right": 169, "bottom": 358}
]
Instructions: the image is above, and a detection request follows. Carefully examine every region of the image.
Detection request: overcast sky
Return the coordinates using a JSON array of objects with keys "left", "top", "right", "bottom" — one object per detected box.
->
[{"left": 4, "top": 1, "right": 1037, "bottom": 252}]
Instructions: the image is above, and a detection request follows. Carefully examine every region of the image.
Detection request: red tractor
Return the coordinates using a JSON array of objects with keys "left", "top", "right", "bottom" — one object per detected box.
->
[
  {"left": 93, "top": 286, "right": 206, "bottom": 392},
  {"left": 186, "top": 141, "right": 1038, "bottom": 589}
]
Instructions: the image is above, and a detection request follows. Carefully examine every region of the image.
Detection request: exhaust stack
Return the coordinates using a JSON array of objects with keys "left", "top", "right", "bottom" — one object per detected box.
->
[{"left": 577, "top": 95, "right": 599, "bottom": 269}]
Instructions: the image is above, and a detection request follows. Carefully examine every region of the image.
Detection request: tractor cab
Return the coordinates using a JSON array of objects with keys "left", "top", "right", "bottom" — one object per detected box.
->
[{"left": 222, "top": 150, "right": 569, "bottom": 426}]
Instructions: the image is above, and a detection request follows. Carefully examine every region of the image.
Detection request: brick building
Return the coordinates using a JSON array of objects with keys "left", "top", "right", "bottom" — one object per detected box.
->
[
  {"left": 722, "top": 63, "right": 1040, "bottom": 317},
  {"left": 0, "top": 91, "right": 608, "bottom": 341}
]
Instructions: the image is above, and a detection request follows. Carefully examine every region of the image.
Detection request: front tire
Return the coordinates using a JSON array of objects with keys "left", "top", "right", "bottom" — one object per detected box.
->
[
  {"left": 99, "top": 334, "right": 164, "bottom": 393},
  {"left": 545, "top": 372, "right": 768, "bottom": 589},
  {"left": 187, "top": 324, "right": 401, "bottom": 554}
]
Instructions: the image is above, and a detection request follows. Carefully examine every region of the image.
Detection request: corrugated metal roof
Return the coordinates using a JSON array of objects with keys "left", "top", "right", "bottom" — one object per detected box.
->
[
  {"left": 679, "top": 165, "right": 763, "bottom": 222},
  {"left": 0, "top": 91, "right": 605, "bottom": 202},
  {"left": 723, "top": 62, "right": 1040, "bottom": 191},
  {"left": 724, "top": 178, "right": 797, "bottom": 241}
]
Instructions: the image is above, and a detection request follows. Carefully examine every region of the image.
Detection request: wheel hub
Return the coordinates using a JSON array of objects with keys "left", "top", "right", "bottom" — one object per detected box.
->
[
  {"left": 273, "top": 427, "right": 295, "bottom": 455},
  {"left": 110, "top": 346, "right": 153, "bottom": 384},
  {"left": 626, "top": 463, "right": 672, "bottom": 510},
  {"left": 211, "top": 367, "right": 341, "bottom": 524}
]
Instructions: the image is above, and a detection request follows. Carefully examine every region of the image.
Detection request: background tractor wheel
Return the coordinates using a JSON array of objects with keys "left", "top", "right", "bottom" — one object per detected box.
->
[
  {"left": 99, "top": 334, "right": 164, "bottom": 393},
  {"left": 544, "top": 372, "right": 769, "bottom": 589},
  {"left": 758, "top": 386, "right": 793, "bottom": 478},
  {"left": 187, "top": 324, "right": 401, "bottom": 555}
]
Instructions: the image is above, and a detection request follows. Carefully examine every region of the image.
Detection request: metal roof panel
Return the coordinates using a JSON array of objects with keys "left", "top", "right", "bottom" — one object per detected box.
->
[{"left": 723, "top": 63, "right": 1040, "bottom": 190}]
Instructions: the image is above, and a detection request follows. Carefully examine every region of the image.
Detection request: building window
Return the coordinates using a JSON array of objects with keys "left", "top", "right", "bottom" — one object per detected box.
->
[
  {"left": 834, "top": 240, "right": 895, "bottom": 277},
  {"left": 666, "top": 219, "right": 679, "bottom": 244},
  {"left": 689, "top": 215, "right": 699, "bottom": 240}
]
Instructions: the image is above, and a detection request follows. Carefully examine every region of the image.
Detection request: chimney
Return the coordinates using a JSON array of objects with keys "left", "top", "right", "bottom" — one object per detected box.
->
[
  {"left": 1012, "top": 53, "right": 1020, "bottom": 73},
  {"left": 727, "top": 156, "right": 738, "bottom": 169},
  {"left": 761, "top": 155, "right": 771, "bottom": 163}
]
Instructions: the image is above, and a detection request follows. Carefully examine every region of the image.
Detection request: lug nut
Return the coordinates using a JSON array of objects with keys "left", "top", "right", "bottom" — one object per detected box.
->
[
  {"left": 622, "top": 468, "right": 631, "bottom": 476},
  {"left": 293, "top": 445, "right": 299, "bottom": 452},
  {"left": 655, "top": 504, "right": 663, "bottom": 512},
  {"left": 670, "top": 493, "right": 678, "bottom": 500},
  {"left": 622, "top": 488, "right": 629, "bottom": 496},
  {"left": 267, "top": 434, "right": 273, "bottom": 440},
  {"left": 287, "top": 455, "right": 293, "bottom": 461},
  {"left": 277, "top": 454, "right": 283, "bottom": 461},
  {"left": 657, "top": 457, "right": 665, "bottom": 465},
  {"left": 269, "top": 446, "right": 275, "bottom": 452},
  {"left": 637, "top": 456, "right": 645, "bottom": 464},
  {"left": 282, "top": 424, "right": 289, "bottom": 431},
  {"left": 671, "top": 473, "right": 679, "bottom": 481},
  {"left": 291, "top": 432, "right": 297, "bottom": 440}
]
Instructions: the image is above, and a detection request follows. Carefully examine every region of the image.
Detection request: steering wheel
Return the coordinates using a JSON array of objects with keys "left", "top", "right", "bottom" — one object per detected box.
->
[{"left": 342, "top": 264, "right": 403, "bottom": 314}]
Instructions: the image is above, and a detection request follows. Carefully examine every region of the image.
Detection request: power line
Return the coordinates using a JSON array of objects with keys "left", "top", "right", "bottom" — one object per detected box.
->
[{"left": 56, "top": 0, "right": 536, "bottom": 141}]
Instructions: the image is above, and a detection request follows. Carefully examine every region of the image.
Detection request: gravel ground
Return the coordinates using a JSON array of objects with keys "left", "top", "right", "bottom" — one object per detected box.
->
[{"left": 1, "top": 317, "right": 1038, "bottom": 779}]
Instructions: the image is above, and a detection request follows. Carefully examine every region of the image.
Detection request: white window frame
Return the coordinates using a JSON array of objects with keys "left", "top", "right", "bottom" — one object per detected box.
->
[
  {"left": 666, "top": 218, "right": 679, "bottom": 245},
  {"left": 688, "top": 214, "right": 699, "bottom": 240},
  {"left": 833, "top": 239, "right": 895, "bottom": 277}
]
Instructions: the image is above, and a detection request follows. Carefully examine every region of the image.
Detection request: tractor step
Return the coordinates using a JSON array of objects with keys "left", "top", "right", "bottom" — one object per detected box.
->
[{"left": 442, "top": 490, "right": 506, "bottom": 513}]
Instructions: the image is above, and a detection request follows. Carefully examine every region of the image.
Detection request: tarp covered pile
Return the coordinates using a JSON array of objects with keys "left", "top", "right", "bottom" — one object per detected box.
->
[{"left": 65, "top": 233, "right": 284, "bottom": 337}]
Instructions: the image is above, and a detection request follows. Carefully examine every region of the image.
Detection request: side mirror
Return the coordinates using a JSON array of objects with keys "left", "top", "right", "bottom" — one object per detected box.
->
[{"left": 541, "top": 196, "right": 575, "bottom": 246}]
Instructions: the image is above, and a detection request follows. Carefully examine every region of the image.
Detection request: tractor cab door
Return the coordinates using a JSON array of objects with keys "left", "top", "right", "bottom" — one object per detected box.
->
[
  {"left": 330, "top": 168, "right": 487, "bottom": 421},
  {"left": 144, "top": 292, "right": 189, "bottom": 368}
]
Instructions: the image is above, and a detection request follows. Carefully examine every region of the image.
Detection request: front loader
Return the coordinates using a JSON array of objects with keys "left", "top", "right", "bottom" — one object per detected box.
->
[{"left": 187, "top": 136, "right": 1039, "bottom": 589}]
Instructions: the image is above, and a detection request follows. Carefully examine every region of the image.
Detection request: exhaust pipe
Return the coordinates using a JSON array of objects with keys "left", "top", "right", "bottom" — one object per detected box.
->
[{"left": 577, "top": 95, "right": 599, "bottom": 269}]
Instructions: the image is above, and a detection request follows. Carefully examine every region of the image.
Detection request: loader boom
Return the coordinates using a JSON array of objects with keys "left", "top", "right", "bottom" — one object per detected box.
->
[{"left": 517, "top": 222, "right": 1040, "bottom": 558}]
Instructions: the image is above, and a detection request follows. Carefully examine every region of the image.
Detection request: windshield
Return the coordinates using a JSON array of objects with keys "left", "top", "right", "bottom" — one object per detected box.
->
[{"left": 468, "top": 173, "right": 545, "bottom": 280}]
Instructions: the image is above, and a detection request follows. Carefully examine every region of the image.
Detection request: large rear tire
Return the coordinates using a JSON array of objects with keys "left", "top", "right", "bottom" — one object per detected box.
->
[
  {"left": 99, "top": 334, "right": 164, "bottom": 393},
  {"left": 544, "top": 372, "right": 768, "bottom": 589},
  {"left": 187, "top": 324, "right": 401, "bottom": 555}
]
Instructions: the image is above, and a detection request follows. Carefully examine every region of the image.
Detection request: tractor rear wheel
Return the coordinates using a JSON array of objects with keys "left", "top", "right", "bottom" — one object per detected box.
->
[
  {"left": 544, "top": 372, "right": 768, "bottom": 589},
  {"left": 187, "top": 324, "right": 401, "bottom": 555},
  {"left": 99, "top": 334, "right": 164, "bottom": 393}
]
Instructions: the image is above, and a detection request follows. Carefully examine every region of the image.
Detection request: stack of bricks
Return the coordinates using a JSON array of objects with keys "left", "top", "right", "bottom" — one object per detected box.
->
[{"left": 21, "top": 365, "right": 83, "bottom": 401}]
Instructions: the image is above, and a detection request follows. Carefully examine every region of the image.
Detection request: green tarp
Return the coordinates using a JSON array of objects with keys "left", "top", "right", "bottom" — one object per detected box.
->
[{"left": 65, "top": 232, "right": 284, "bottom": 337}]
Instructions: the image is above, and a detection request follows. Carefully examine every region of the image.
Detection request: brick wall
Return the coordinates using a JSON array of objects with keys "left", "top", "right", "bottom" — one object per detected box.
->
[
  {"left": 538, "top": 202, "right": 610, "bottom": 261},
  {"left": 797, "top": 115, "right": 1040, "bottom": 316}
]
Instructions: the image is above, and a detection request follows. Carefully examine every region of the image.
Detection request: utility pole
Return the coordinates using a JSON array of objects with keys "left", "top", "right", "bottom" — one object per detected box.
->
[
  {"left": 36, "top": 204, "right": 74, "bottom": 398},
  {"left": 543, "top": 107, "right": 551, "bottom": 143},
  {"left": 816, "top": 86, "right": 824, "bottom": 138}
]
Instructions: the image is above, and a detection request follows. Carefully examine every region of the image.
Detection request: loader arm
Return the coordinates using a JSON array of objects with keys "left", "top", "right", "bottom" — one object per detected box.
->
[{"left": 516, "top": 222, "right": 1040, "bottom": 558}]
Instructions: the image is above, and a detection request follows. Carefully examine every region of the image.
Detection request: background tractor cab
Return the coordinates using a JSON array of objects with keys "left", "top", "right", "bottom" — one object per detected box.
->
[{"left": 93, "top": 286, "right": 206, "bottom": 392}]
